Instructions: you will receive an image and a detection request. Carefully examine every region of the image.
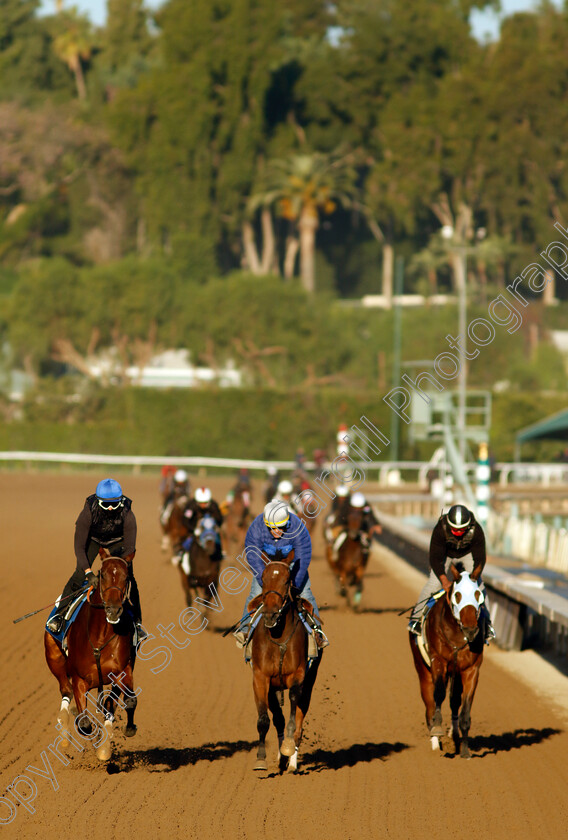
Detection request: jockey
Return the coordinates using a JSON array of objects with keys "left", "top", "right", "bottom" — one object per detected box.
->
[
  {"left": 163, "top": 469, "right": 191, "bottom": 507},
  {"left": 350, "top": 492, "right": 382, "bottom": 550},
  {"left": 181, "top": 486, "right": 224, "bottom": 561},
  {"left": 46, "top": 479, "right": 145, "bottom": 639},
  {"left": 275, "top": 479, "right": 303, "bottom": 516},
  {"left": 159, "top": 465, "right": 176, "bottom": 499},
  {"left": 233, "top": 501, "right": 328, "bottom": 650},
  {"left": 264, "top": 466, "right": 280, "bottom": 504},
  {"left": 408, "top": 504, "right": 496, "bottom": 643}
]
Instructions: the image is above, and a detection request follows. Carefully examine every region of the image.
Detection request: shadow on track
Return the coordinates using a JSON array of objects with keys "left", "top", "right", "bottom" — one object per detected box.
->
[
  {"left": 296, "top": 740, "right": 410, "bottom": 773},
  {"left": 464, "top": 726, "right": 562, "bottom": 759},
  {"left": 106, "top": 739, "right": 257, "bottom": 774}
]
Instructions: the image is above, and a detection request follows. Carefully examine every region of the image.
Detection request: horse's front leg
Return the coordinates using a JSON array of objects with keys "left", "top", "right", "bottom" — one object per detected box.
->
[
  {"left": 253, "top": 670, "right": 271, "bottom": 771},
  {"left": 117, "top": 663, "right": 138, "bottom": 737},
  {"left": 458, "top": 666, "right": 481, "bottom": 759},
  {"left": 280, "top": 682, "right": 302, "bottom": 759},
  {"left": 429, "top": 658, "right": 448, "bottom": 737},
  {"left": 44, "top": 633, "right": 73, "bottom": 736},
  {"left": 268, "top": 689, "right": 288, "bottom": 773}
]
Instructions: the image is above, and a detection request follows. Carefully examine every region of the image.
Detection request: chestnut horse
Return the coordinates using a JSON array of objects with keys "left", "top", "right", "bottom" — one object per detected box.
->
[
  {"left": 44, "top": 551, "right": 138, "bottom": 762},
  {"left": 249, "top": 553, "right": 321, "bottom": 774},
  {"left": 409, "top": 565, "right": 485, "bottom": 759},
  {"left": 178, "top": 515, "right": 221, "bottom": 608},
  {"left": 327, "top": 507, "right": 368, "bottom": 610}
]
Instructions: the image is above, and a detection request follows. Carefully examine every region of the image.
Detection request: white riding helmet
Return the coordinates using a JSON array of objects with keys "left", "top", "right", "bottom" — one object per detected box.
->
[
  {"left": 195, "top": 486, "right": 212, "bottom": 504},
  {"left": 277, "top": 480, "right": 293, "bottom": 496},
  {"left": 267, "top": 466, "right": 277, "bottom": 476},
  {"left": 174, "top": 469, "right": 188, "bottom": 483},
  {"left": 336, "top": 485, "right": 350, "bottom": 497},
  {"left": 351, "top": 492, "right": 366, "bottom": 508},
  {"left": 263, "top": 500, "right": 290, "bottom": 529}
]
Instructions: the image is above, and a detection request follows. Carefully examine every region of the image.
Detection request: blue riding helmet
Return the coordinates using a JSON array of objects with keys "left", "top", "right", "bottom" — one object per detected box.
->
[{"left": 96, "top": 478, "right": 123, "bottom": 500}]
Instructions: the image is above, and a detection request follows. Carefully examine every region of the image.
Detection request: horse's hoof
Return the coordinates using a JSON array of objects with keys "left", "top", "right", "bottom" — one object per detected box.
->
[
  {"left": 254, "top": 758, "right": 267, "bottom": 771},
  {"left": 430, "top": 725, "right": 443, "bottom": 738},
  {"left": 96, "top": 743, "right": 112, "bottom": 761},
  {"left": 460, "top": 744, "right": 471, "bottom": 759},
  {"left": 124, "top": 725, "right": 137, "bottom": 738},
  {"left": 280, "top": 737, "right": 296, "bottom": 757}
]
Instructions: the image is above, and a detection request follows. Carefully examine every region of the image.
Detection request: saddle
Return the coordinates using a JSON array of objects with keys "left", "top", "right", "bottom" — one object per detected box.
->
[
  {"left": 416, "top": 589, "right": 446, "bottom": 666},
  {"left": 46, "top": 588, "right": 90, "bottom": 648},
  {"left": 241, "top": 594, "right": 322, "bottom": 662}
]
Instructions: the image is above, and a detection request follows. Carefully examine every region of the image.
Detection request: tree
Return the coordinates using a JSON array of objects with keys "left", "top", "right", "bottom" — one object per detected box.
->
[
  {"left": 52, "top": 8, "right": 95, "bottom": 100},
  {"left": 248, "top": 150, "right": 358, "bottom": 293}
]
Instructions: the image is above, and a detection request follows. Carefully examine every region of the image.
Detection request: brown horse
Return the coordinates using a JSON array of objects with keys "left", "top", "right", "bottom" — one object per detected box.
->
[
  {"left": 178, "top": 514, "right": 222, "bottom": 608},
  {"left": 44, "top": 550, "right": 138, "bottom": 762},
  {"left": 327, "top": 507, "right": 368, "bottom": 610},
  {"left": 409, "top": 565, "right": 485, "bottom": 759},
  {"left": 160, "top": 492, "right": 190, "bottom": 556},
  {"left": 222, "top": 485, "right": 252, "bottom": 552},
  {"left": 249, "top": 553, "right": 321, "bottom": 774}
]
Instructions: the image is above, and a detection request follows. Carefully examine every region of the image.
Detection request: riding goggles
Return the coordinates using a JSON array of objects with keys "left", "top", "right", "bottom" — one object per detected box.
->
[{"left": 98, "top": 497, "right": 124, "bottom": 511}]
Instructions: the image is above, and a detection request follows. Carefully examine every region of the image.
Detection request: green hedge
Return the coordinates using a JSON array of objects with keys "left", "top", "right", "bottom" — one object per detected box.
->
[{"left": 2, "top": 383, "right": 566, "bottom": 464}]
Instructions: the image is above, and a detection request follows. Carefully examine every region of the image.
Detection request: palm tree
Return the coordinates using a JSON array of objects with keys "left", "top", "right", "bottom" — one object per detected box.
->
[
  {"left": 52, "top": 9, "right": 94, "bottom": 101},
  {"left": 249, "top": 150, "right": 358, "bottom": 294}
]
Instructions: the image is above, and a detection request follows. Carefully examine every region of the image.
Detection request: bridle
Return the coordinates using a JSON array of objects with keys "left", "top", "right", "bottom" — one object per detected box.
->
[
  {"left": 446, "top": 573, "right": 483, "bottom": 645},
  {"left": 261, "top": 561, "right": 292, "bottom": 629},
  {"left": 91, "top": 556, "right": 130, "bottom": 623}
]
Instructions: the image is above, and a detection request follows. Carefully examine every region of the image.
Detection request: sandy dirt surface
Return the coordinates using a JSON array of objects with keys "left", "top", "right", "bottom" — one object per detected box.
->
[{"left": 2, "top": 472, "right": 568, "bottom": 840}]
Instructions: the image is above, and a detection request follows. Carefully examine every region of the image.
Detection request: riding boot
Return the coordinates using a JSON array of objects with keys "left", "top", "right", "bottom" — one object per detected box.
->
[
  {"left": 481, "top": 605, "right": 496, "bottom": 644},
  {"left": 128, "top": 575, "right": 148, "bottom": 641},
  {"left": 299, "top": 608, "right": 329, "bottom": 650}
]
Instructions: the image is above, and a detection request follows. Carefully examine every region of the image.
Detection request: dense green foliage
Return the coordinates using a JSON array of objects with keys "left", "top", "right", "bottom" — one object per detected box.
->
[{"left": 1, "top": 0, "right": 568, "bottom": 464}]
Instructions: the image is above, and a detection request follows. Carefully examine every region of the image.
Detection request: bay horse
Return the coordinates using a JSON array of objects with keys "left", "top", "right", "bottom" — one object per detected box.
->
[
  {"left": 179, "top": 515, "right": 221, "bottom": 608},
  {"left": 44, "top": 550, "right": 138, "bottom": 762},
  {"left": 160, "top": 492, "right": 190, "bottom": 556},
  {"left": 409, "top": 565, "right": 485, "bottom": 759},
  {"left": 249, "top": 552, "right": 321, "bottom": 774},
  {"left": 222, "top": 485, "right": 252, "bottom": 551},
  {"left": 327, "top": 506, "right": 368, "bottom": 610}
]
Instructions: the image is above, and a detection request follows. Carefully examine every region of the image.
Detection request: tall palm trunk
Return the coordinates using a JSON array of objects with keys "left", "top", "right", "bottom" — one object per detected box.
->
[{"left": 298, "top": 208, "right": 318, "bottom": 294}]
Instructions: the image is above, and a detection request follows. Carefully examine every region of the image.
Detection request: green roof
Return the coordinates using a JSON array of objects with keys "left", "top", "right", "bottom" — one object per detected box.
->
[{"left": 516, "top": 408, "right": 568, "bottom": 443}]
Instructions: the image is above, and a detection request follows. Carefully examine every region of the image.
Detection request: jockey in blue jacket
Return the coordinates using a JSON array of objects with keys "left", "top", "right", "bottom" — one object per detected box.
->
[{"left": 233, "top": 500, "right": 328, "bottom": 649}]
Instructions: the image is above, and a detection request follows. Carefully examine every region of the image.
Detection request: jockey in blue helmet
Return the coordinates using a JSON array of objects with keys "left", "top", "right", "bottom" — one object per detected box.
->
[{"left": 46, "top": 478, "right": 145, "bottom": 639}]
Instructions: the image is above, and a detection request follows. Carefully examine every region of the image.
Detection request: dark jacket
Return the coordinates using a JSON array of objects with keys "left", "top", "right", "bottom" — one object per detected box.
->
[
  {"left": 74, "top": 495, "right": 136, "bottom": 572},
  {"left": 183, "top": 499, "right": 224, "bottom": 532},
  {"left": 429, "top": 515, "right": 486, "bottom": 580}
]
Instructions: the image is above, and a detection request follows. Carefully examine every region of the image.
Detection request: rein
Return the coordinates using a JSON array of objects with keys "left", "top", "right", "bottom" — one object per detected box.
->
[{"left": 87, "top": 557, "right": 130, "bottom": 697}]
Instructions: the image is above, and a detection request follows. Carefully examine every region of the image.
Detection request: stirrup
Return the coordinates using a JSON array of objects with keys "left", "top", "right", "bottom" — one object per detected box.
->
[
  {"left": 135, "top": 622, "right": 148, "bottom": 642},
  {"left": 408, "top": 618, "right": 421, "bottom": 636},
  {"left": 485, "top": 624, "right": 496, "bottom": 644},
  {"left": 47, "top": 614, "right": 64, "bottom": 634},
  {"left": 233, "top": 629, "right": 249, "bottom": 649}
]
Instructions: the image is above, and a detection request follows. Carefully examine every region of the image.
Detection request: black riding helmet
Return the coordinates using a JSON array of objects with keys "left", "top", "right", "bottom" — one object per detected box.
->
[{"left": 446, "top": 504, "right": 472, "bottom": 534}]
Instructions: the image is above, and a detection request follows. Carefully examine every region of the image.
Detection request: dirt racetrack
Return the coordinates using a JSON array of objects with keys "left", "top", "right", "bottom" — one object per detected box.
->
[{"left": 2, "top": 472, "right": 568, "bottom": 840}]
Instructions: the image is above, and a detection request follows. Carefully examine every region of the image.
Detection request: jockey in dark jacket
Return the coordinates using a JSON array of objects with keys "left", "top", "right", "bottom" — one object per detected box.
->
[
  {"left": 233, "top": 500, "right": 328, "bottom": 650},
  {"left": 181, "top": 486, "right": 224, "bottom": 561},
  {"left": 46, "top": 478, "right": 145, "bottom": 638},
  {"left": 408, "top": 504, "right": 495, "bottom": 642}
]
